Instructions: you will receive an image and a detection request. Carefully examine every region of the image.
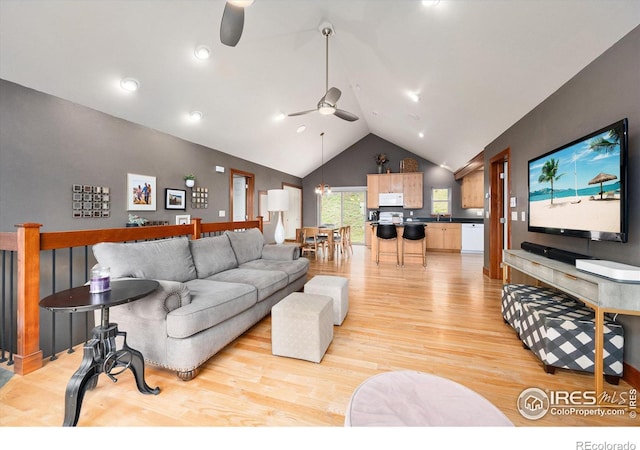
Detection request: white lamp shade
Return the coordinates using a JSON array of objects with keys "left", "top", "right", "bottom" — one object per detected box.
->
[{"left": 267, "top": 189, "right": 289, "bottom": 212}]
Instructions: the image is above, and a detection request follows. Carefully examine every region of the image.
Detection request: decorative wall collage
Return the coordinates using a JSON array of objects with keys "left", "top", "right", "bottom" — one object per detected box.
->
[
  {"left": 191, "top": 186, "right": 208, "bottom": 209},
  {"left": 71, "top": 181, "right": 211, "bottom": 220},
  {"left": 72, "top": 184, "right": 110, "bottom": 218}
]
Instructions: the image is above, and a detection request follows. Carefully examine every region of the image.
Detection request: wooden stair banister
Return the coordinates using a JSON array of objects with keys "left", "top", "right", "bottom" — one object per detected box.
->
[{"left": 14, "top": 223, "right": 44, "bottom": 376}]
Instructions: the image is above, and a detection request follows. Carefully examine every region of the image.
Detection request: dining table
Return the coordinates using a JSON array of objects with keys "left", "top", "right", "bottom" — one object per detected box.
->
[{"left": 318, "top": 226, "right": 339, "bottom": 260}]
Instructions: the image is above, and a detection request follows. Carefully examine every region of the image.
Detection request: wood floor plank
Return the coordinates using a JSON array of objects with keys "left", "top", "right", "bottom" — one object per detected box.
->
[{"left": 1, "top": 246, "right": 637, "bottom": 431}]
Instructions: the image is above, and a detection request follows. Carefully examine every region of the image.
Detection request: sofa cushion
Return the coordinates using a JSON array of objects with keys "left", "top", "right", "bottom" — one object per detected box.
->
[
  {"left": 225, "top": 229, "right": 264, "bottom": 265},
  {"left": 261, "top": 244, "right": 300, "bottom": 260},
  {"left": 189, "top": 235, "right": 238, "bottom": 278},
  {"left": 240, "top": 258, "right": 309, "bottom": 283},
  {"left": 207, "top": 268, "right": 288, "bottom": 302},
  {"left": 167, "top": 279, "right": 257, "bottom": 339},
  {"left": 92, "top": 237, "right": 197, "bottom": 283}
]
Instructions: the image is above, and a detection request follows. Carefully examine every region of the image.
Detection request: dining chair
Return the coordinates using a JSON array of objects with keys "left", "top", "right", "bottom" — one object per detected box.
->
[
  {"left": 343, "top": 225, "right": 353, "bottom": 256},
  {"left": 301, "top": 227, "right": 322, "bottom": 260}
]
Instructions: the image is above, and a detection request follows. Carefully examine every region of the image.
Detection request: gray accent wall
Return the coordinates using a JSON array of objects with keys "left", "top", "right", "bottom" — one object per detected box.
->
[
  {"left": 302, "top": 133, "right": 483, "bottom": 226},
  {"left": 483, "top": 26, "right": 640, "bottom": 370},
  {"left": 0, "top": 79, "right": 301, "bottom": 240}
]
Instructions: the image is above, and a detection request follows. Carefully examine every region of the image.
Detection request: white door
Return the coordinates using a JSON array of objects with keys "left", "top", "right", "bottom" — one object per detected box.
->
[
  {"left": 283, "top": 185, "right": 301, "bottom": 241},
  {"left": 233, "top": 175, "right": 246, "bottom": 221}
]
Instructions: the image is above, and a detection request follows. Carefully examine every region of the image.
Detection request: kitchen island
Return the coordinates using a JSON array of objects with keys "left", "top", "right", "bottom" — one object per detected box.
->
[{"left": 368, "top": 218, "right": 483, "bottom": 264}]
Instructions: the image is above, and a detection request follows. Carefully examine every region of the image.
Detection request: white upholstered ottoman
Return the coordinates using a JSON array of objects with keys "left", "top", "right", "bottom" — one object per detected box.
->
[
  {"left": 304, "top": 275, "right": 349, "bottom": 325},
  {"left": 271, "top": 292, "right": 334, "bottom": 363}
]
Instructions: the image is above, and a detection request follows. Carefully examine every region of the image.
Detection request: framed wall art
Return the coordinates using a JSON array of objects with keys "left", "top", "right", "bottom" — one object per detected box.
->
[
  {"left": 175, "top": 214, "right": 191, "bottom": 225},
  {"left": 127, "top": 173, "right": 156, "bottom": 211},
  {"left": 165, "top": 188, "right": 186, "bottom": 210}
]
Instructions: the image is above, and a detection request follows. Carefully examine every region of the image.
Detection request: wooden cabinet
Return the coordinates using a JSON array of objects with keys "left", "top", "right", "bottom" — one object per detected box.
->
[
  {"left": 426, "top": 222, "right": 461, "bottom": 251},
  {"left": 403, "top": 172, "right": 423, "bottom": 209},
  {"left": 367, "top": 175, "right": 381, "bottom": 208},
  {"left": 378, "top": 173, "right": 403, "bottom": 193},
  {"left": 461, "top": 169, "right": 484, "bottom": 208},
  {"left": 367, "top": 173, "right": 423, "bottom": 208}
]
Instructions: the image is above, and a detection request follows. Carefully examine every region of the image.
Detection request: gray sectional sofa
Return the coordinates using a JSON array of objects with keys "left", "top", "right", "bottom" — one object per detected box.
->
[{"left": 92, "top": 228, "right": 309, "bottom": 380}]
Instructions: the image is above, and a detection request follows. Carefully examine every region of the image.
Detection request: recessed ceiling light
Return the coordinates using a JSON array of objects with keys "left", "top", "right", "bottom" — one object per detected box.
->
[
  {"left": 274, "top": 112, "right": 286, "bottom": 121},
  {"left": 194, "top": 45, "right": 211, "bottom": 60},
  {"left": 120, "top": 77, "right": 140, "bottom": 92},
  {"left": 296, "top": 125, "right": 306, "bottom": 134},
  {"left": 189, "top": 111, "right": 203, "bottom": 121},
  {"left": 419, "top": 132, "right": 425, "bottom": 138},
  {"left": 407, "top": 92, "right": 420, "bottom": 103},
  {"left": 422, "top": 0, "right": 441, "bottom": 6}
]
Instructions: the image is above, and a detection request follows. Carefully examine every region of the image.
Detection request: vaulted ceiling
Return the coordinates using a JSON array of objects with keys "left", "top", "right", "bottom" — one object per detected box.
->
[{"left": 1, "top": 1, "right": 638, "bottom": 177}]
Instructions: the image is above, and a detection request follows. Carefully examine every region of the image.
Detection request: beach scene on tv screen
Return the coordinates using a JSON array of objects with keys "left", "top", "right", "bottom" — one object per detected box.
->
[{"left": 529, "top": 127, "right": 622, "bottom": 233}]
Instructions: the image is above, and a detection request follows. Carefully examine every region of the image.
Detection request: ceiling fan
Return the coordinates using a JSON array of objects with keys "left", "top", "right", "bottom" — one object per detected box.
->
[
  {"left": 288, "top": 25, "right": 359, "bottom": 122},
  {"left": 220, "top": 0, "right": 255, "bottom": 47}
]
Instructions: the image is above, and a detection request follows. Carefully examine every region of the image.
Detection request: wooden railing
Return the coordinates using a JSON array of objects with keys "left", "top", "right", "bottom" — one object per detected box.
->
[{"left": 0, "top": 217, "right": 263, "bottom": 376}]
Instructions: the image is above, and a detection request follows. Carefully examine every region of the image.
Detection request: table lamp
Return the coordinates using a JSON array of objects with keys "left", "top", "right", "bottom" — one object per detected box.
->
[{"left": 267, "top": 189, "right": 289, "bottom": 244}]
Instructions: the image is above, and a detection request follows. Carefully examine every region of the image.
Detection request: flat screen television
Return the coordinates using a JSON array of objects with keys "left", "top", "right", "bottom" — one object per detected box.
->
[{"left": 527, "top": 118, "right": 628, "bottom": 242}]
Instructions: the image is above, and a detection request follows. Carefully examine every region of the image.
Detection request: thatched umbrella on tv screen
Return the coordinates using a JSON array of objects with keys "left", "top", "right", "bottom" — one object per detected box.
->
[{"left": 588, "top": 172, "right": 617, "bottom": 200}]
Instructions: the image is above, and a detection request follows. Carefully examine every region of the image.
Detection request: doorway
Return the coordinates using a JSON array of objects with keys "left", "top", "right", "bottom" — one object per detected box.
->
[
  {"left": 282, "top": 183, "right": 302, "bottom": 241},
  {"left": 319, "top": 188, "right": 367, "bottom": 244},
  {"left": 489, "top": 148, "right": 510, "bottom": 279},
  {"left": 230, "top": 169, "right": 255, "bottom": 222}
]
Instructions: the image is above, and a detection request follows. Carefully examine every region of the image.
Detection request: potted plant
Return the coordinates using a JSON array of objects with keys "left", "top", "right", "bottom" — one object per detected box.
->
[{"left": 184, "top": 174, "right": 195, "bottom": 188}]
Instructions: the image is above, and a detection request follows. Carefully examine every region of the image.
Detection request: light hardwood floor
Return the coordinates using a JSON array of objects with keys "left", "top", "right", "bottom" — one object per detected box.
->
[{"left": 1, "top": 246, "right": 637, "bottom": 429}]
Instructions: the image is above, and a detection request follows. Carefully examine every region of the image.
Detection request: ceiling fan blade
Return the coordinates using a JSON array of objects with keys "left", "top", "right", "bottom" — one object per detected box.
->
[
  {"left": 323, "top": 87, "right": 342, "bottom": 106},
  {"left": 334, "top": 109, "right": 359, "bottom": 122},
  {"left": 220, "top": 2, "right": 245, "bottom": 47},
  {"left": 287, "top": 109, "right": 316, "bottom": 117}
]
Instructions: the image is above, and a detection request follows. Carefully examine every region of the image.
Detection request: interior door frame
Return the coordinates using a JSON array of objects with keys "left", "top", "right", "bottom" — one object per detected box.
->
[
  {"left": 488, "top": 148, "right": 511, "bottom": 279},
  {"left": 282, "top": 182, "right": 302, "bottom": 242},
  {"left": 229, "top": 168, "right": 255, "bottom": 222}
]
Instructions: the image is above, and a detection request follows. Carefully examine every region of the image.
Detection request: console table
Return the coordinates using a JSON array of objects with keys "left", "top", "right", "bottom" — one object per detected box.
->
[
  {"left": 502, "top": 249, "right": 640, "bottom": 397},
  {"left": 40, "top": 279, "right": 161, "bottom": 426}
]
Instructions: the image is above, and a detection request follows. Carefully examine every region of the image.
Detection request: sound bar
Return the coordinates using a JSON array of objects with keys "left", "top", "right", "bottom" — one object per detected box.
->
[
  {"left": 520, "top": 242, "right": 593, "bottom": 265},
  {"left": 520, "top": 241, "right": 549, "bottom": 257}
]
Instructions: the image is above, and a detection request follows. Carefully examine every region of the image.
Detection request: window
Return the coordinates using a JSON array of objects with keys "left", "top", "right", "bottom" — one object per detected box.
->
[{"left": 431, "top": 187, "right": 451, "bottom": 215}]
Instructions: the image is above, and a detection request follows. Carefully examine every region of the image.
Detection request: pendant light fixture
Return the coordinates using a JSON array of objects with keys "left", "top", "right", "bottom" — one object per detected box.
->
[{"left": 315, "top": 132, "right": 331, "bottom": 196}]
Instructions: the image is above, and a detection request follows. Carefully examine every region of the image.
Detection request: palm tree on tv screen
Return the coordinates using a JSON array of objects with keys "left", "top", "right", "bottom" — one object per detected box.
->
[
  {"left": 538, "top": 158, "right": 565, "bottom": 205},
  {"left": 589, "top": 128, "right": 620, "bottom": 153}
]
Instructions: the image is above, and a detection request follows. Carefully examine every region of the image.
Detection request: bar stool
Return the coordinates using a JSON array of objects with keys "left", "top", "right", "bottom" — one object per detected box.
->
[
  {"left": 401, "top": 223, "right": 427, "bottom": 268},
  {"left": 376, "top": 224, "right": 399, "bottom": 266}
]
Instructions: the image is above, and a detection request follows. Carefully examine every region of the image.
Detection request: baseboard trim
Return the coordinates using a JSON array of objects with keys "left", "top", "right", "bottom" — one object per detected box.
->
[
  {"left": 483, "top": 266, "right": 490, "bottom": 278},
  {"left": 623, "top": 362, "right": 640, "bottom": 390}
]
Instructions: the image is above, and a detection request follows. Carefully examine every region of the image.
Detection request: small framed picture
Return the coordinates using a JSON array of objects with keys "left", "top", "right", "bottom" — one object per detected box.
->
[
  {"left": 127, "top": 173, "right": 156, "bottom": 211},
  {"left": 175, "top": 214, "right": 191, "bottom": 225},
  {"left": 165, "top": 188, "right": 187, "bottom": 210}
]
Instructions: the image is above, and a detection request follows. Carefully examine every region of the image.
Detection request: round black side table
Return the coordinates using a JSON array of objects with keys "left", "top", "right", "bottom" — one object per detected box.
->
[{"left": 40, "top": 279, "right": 161, "bottom": 426}]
